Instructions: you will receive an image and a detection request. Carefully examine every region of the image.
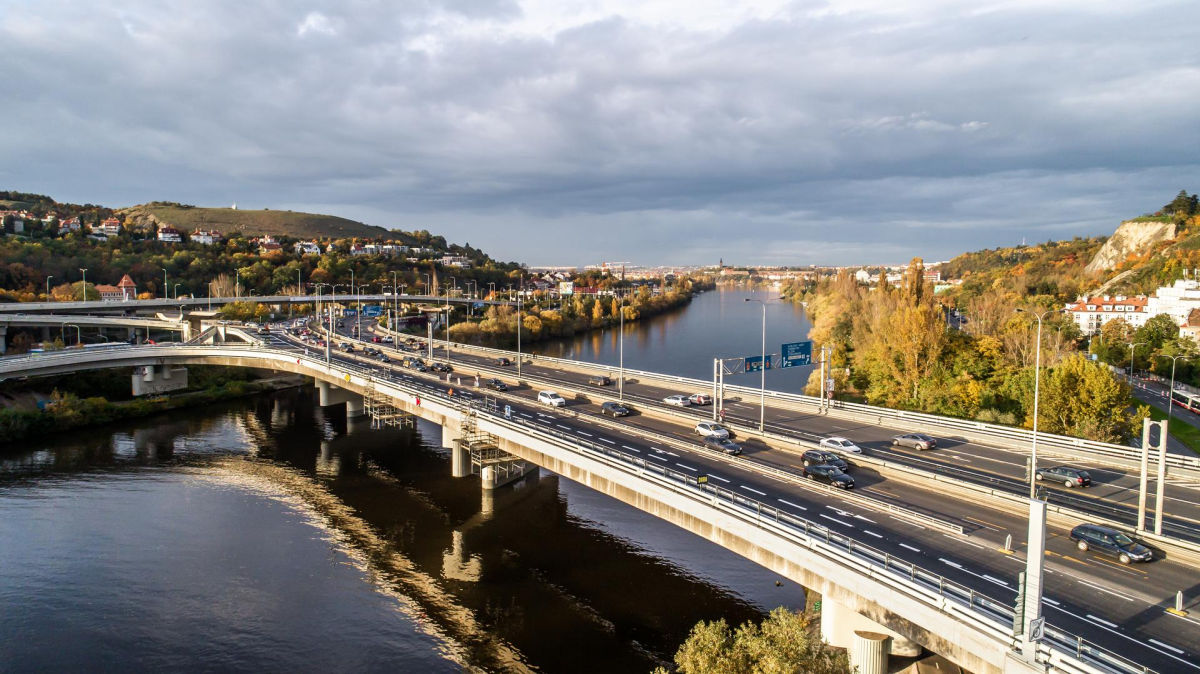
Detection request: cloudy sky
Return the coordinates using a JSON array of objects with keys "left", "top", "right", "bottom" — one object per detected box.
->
[{"left": 2, "top": 1, "right": 1198, "bottom": 266}]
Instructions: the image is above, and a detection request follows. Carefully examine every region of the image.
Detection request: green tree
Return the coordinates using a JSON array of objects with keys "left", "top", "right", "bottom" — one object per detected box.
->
[
  {"left": 658, "top": 608, "right": 848, "bottom": 674},
  {"left": 1037, "top": 354, "right": 1138, "bottom": 442},
  {"left": 1135, "top": 314, "right": 1178, "bottom": 352}
]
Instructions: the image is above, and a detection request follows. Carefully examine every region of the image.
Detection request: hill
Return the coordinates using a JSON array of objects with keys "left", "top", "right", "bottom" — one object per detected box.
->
[
  {"left": 117, "top": 202, "right": 393, "bottom": 240},
  {"left": 937, "top": 236, "right": 1105, "bottom": 305}
]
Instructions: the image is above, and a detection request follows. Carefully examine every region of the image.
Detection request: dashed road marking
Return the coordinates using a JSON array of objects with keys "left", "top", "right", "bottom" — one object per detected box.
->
[
  {"left": 1042, "top": 597, "right": 1060, "bottom": 606},
  {"left": 983, "top": 574, "right": 1009, "bottom": 587},
  {"left": 1086, "top": 614, "right": 1118, "bottom": 629},
  {"left": 556, "top": 424, "right": 570, "bottom": 430},
  {"left": 1149, "top": 639, "right": 1185, "bottom": 655},
  {"left": 1077, "top": 579, "right": 1135, "bottom": 602},
  {"left": 899, "top": 543, "right": 921, "bottom": 553},
  {"left": 621, "top": 445, "right": 641, "bottom": 453},
  {"left": 939, "top": 558, "right": 962, "bottom": 569},
  {"left": 710, "top": 475, "right": 731, "bottom": 483},
  {"left": 741, "top": 485, "right": 767, "bottom": 495},
  {"left": 576, "top": 431, "right": 593, "bottom": 437},
  {"left": 863, "top": 530, "right": 883, "bottom": 538},
  {"left": 677, "top": 463, "right": 698, "bottom": 471},
  {"left": 820, "top": 514, "right": 853, "bottom": 527},
  {"left": 598, "top": 437, "right": 615, "bottom": 444},
  {"left": 649, "top": 455, "right": 668, "bottom": 462},
  {"left": 777, "top": 498, "right": 806, "bottom": 510}
]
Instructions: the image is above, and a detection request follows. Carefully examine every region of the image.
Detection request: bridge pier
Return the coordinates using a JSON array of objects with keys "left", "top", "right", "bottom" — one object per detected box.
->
[
  {"left": 316, "top": 380, "right": 364, "bottom": 417},
  {"left": 481, "top": 462, "right": 537, "bottom": 490},
  {"left": 820, "top": 598, "right": 921, "bottom": 669},
  {"left": 131, "top": 365, "right": 189, "bottom": 396},
  {"left": 0, "top": 326, "right": 5, "bottom": 354}
]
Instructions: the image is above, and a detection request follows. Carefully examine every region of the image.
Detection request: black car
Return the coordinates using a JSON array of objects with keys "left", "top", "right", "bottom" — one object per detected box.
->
[
  {"left": 803, "top": 464, "right": 854, "bottom": 489},
  {"left": 495, "top": 357, "right": 512, "bottom": 366},
  {"left": 702, "top": 435, "right": 742, "bottom": 455},
  {"left": 600, "top": 401, "right": 630, "bottom": 417},
  {"left": 431, "top": 362, "right": 453, "bottom": 373},
  {"left": 588, "top": 374, "right": 612, "bottom": 386},
  {"left": 801, "top": 449, "right": 849, "bottom": 471},
  {"left": 1069, "top": 524, "right": 1151, "bottom": 564},
  {"left": 892, "top": 432, "right": 937, "bottom": 450},
  {"left": 1036, "top": 465, "right": 1092, "bottom": 488},
  {"left": 379, "top": 355, "right": 390, "bottom": 363},
  {"left": 488, "top": 379, "right": 508, "bottom": 391}
]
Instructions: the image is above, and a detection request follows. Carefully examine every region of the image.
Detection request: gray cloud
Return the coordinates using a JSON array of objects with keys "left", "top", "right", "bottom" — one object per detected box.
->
[{"left": 2, "top": 0, "right": 1198, "bottom": 265}]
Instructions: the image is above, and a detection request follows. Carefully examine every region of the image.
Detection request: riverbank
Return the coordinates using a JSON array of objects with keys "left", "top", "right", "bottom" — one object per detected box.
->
[{"left": 0, "top": 373, "right": 308, "bottom": 444}]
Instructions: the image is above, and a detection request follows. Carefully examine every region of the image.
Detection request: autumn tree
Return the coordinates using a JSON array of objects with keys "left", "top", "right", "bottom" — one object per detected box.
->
[
  {"left": 657, "top": 608, "right": 848, "bottom": 674},
  {"left": 1036, "top": 354, "right": 1140, "bottom": 442}
]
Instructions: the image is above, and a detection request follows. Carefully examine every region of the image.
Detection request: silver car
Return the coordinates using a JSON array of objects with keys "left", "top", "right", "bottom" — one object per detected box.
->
[{"left": 892, "top": 433, "right": 936, "bottom": 450}]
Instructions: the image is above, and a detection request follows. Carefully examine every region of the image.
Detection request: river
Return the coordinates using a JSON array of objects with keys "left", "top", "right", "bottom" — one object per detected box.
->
[{"left": 0, "top": 287, "right": 812, "bottom": 672}]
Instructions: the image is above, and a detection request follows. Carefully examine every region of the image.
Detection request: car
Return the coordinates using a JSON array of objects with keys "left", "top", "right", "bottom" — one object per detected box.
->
[
  {"left": 702, "top": 436, "right": 742, "bottom": 455},
  {"left": 379, "top": 355, "right": 390, "bottom": 363},
  {"left": 588, "top": 374, "right": 612, "bottom": 386},
  {"left": 382, "top": 336, "right": 394, "bottom": 344},
  {"left": 431, "top": 362, "right": 453, "bottom": 373},
  {"left": 600, "top": 401, "right": 630, "bottom": 417},
  {"left": 372, "top": 336, "right": 381, "bottom": 343},
  {"left": 1069, "top": 524, "right": 1151, "bottom": 564},
  {"left": 819, "top": 437, "right": 862, "bottom": 453},
  {"left": 257, "top": 326, "right": 271, "bottom": 335},
  {"left": 487, "top": 378, "right": 508, "bottom": 391},
  {"left": 892, "top": 433, "right": 937, "bottom": 450},
  {"left": 538, "top": 391, "right": 567, "bottom": 407},
  {"left": 495, "top": 357, "right": 512, "bottom": 366},
  {"left": 688, "top": 393, "right": 712, "bottom": 405},
  {"left": 338, "top": 342, "right": 350, "bottom": 349},
  {"left": 803, "top": 464, "right": 855, "bottom": 489},
  {"left": 663, "top": 394, "right": 692, "bottom": 407},
  {"left": 801, "top": 449, "right": 848, "bottom": 471},
  {"left": 694, "top": 422, "right": 730, "bottom": 439},
  {"left": 1036, "top": 465, "right": 1093, "bottom": 488}
]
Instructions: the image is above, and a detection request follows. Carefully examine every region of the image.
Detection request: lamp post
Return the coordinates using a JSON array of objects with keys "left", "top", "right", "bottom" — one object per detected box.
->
[
  {"left": 79, "top": 268, "right": 88, "bottom": 302},
  {"left": 1128, "top": 342, "right": 1146, "bottom": 385},
  {"left": 162, "top": 268, "right": 168, "bottom": 300},
  {"left": 422, "top": 273, "right": 431, "bottom": 296},
  {"left": 1017, "top": 308, "right": 1061, "bottom": 499},
  {"left": 392, "top": 271, "right": 400, "bottom": 330},
  {"left": 618, "top": 289, "right": 626, "bottom": 401},
  {"left": 235, "top": 269, "right": 241, "bottom": 299},
  {"left": 744, "top": 297, "right": 768, "bottom": 432},
  {"left": 64, "top": 323, "right": 81, "bottom": 346},
  {"left": 1168, "top": 354, "right": 1193, "bottom": 423},
  {"left": 45, "top": 275, "right": 53, "bottom": 302}
]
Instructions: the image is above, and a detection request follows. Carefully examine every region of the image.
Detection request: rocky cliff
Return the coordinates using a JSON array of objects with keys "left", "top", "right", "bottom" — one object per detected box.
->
[{"left": 1084, "top": 220, "right": 1176, "bottom": 274}]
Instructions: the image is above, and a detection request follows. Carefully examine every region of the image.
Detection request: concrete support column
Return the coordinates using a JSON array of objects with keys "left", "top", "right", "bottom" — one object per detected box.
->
[
  {"left": 41, "top": 326, "right": 51, "bottom": 342},
  {"left": 451, "top": 441, "right": 470, "bottom": 478},
  {"left": 0, "top": 326, "right": 6, "bottom": 354},
  {"left": 850, "top": 631, "right": 888, "bottom": 674},
  {"left": 442, "top": 423, "right": 461, "bottom": 449},
  {"left": 317, "top": 380, "right": 333, "bottom": 405},
  {"left": 820, "top": 599, "right": 920, "bottom": 658},
  {"left": 345, "top": 396, "right": 364, "bottom": 418}
]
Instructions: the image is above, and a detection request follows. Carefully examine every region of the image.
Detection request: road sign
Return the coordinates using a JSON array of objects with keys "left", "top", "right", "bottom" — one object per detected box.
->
[
  {"left": 1028, "top": 617, "right": 1045, "bottom": 642},
  {"left": 363, "top": 305, "right": 384, "bottom": 317},
  {"left": 780, "top": 341, "right": 812, "bottom": 368},
  {"left": 745, "top": 355, "right": 773, "bottom": 372},
  {"left": 342, "top": 309, "right": 358, "bottom": 317},
  {"left": 698, "top": 475, "right": 708, "bottom": 484}
]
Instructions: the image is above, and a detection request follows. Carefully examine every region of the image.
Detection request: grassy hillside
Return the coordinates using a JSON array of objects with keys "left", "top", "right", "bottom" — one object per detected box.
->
[
  {"left": 118, "top": 202, "right": 393, "bottom": 240},
  {"left": 938, "top": 236, "right": 1105, "bottom": 304}
]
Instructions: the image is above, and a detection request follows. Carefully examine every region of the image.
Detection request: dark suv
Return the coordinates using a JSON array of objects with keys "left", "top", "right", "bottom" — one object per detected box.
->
[
  {"left": 600, "top": 401, "right": 630, "bottom": 417},
  {"left": 1036, "top": 465, "right": 1092, "bottom": 488},
  {"left": 803, "top": 465, "right": 854, "bottom": 489},
  {"left": 1069, "top": 524, "right": 1151, "bottom": 564},
  {"left": 801, "top": 449, "right": 848, "bottom": 471},
  {"left": 487, "top": 379, "right": 508, "bottom": 391}
]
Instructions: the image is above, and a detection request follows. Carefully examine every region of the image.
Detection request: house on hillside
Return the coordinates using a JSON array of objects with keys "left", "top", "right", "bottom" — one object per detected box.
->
[
  {"left": 256, "top": 235, "right": 282, "bottom": 254},
  {"left": 156, "top": 225, "right": 182, "bottom": 243},
  {"left": 440, "top": 255, "right": 471, "bottom": 268},
  {"left": 1181, "top": 309, "right": 1200, "bottom": 342},
  {"left": 1065, "top": 295, "right": 1149, "bottom": 335},
  {"left": 96, "top": 274, "right": 138, "bottom": 302},
  {"left": 58, "top": 216, "right": 81, "bottom": 235},
  {"left": 192, "top": 229, "right": 222, "bottom": 245},
  {"left": 93, "top": 218, "right": 121, "bottom": 238},
  {"left": 295, "top": 241, "right": 322, "bottom": 255},
  {"left": 1143, "top": 279, "right": 1200, "bottom": 326}
]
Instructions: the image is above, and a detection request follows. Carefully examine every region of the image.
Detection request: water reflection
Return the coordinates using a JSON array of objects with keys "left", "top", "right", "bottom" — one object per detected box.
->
[{"left": 0, "top": 388, "right": 797, "bottom": 672}]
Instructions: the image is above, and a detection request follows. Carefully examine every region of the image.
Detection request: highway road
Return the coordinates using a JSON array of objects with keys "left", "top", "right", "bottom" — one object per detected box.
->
[{"left": 282, "top": 320, "right": 1200, "bottom": 673}]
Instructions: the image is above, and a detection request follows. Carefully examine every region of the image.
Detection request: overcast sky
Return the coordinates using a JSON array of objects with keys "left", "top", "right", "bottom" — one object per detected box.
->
[{"left": 2, "top": 1, "right": 1198, "bottom": 266}]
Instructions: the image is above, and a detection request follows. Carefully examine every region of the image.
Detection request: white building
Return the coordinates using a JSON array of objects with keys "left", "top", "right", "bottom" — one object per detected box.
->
[
  {"left": 295, "top": 241, "right": 322, "bottom": 255},
  {"left": 156, "top": 226, "right": 182, "bottom": 243},
  {"left": 440, "top": 255, "right": 471, "bottom": 268},
  {"left": 192, "top": 229, "right": 222, "bottom": 245},
  {"left": 1143, "top": 279, "right": 1200, "bottom": 326},
  {"left": 1065, "top": 295, "right": 1149, "bottom": 335}
]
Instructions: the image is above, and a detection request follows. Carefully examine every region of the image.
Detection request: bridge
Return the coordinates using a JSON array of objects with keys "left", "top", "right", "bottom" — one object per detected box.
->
[
  {"left": 3, "top": 333, "right": 1197, "bottom": 674},
  {"left": 0, "top": 293, "right": 499, "bottom": 316}
]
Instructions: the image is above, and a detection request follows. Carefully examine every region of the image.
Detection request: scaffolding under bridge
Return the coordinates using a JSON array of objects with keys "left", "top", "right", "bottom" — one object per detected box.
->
[{"left": 364, "top": 388, "right": 414, "bottom": 429}]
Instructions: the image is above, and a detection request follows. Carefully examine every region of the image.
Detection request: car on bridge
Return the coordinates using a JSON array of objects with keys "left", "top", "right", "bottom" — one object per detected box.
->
[
  {"left": 801, "top": 449, "right": 849, "bottom": 471},
  {"left": 431, "top": 362, "right": 453, "bottom": 373},
  {"left": 1036, "top": 465, "right": 1092, "bottom": 488},
  {"left": 702, "top": 436, "right": 742, "bottom": 455},
  {"left": 663, "top": 394, "right": 692, "bottom": 407},
  {"left": 495, "top": 357, "right": 512, "bottom": 366},
  {"left": 487, "top": 378, "right": 508, "bottom": 391},
  {"left": 600, "top": 401, "right": 630, "bottom": 417},
  {"left": 803, "top": 464, "right": 854, "bottom": 489},
  {"left": 538, "top": 391, "right": 566, "bottom": 407},
  {"left": 688, "top": 393, "right": 712, "bottom": 405},
  {"left": 819, "top": 437, "right": 862, "bottom": 454},
  {"left": 891, "top": 432, "right": 937, "bottom": 450},
  {"left": 587, "top": 374, "right": 611, "bottom": 386},
  {"left": 1069, "top": 524, "right": 1151, "bottom": 564},
  {"left": 693, "top": 422, "right": 730, "bottom": 439}
]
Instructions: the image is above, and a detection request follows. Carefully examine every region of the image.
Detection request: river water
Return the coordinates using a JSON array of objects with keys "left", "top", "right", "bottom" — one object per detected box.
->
[{"left": 0, "top": 287, "right": 812, "bottom": 672}]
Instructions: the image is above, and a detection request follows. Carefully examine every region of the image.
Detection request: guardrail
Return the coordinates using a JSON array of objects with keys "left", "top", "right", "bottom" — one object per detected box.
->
[{"left": 0, "top": 340, "right": 1166, "bottom": 673}]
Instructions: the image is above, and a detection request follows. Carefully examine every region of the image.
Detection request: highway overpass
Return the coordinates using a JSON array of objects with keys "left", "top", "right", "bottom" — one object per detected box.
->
[{"left": 1, "top": 336, "right": 1196, "bottom": 674}]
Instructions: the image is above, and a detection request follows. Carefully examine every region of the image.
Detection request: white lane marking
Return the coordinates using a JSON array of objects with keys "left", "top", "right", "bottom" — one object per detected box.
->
[
  {"left": 1077, "top": 579, "right": 1136, "bottom": 602},
  {"left": 940, "top": 558, "right": 963, "bottom": 569},
  {"left": 1149, "top": 639, "right": 1185, "bottom": 655},
  {"left": 777, "top": 498, "right": 806, "bottom": 510},
  {"left": 983, "top": 575, "right": 1010, "bottom": 587},
  {"left": 576, "top": 431, "right": 593, "bottom": 437},
  {"left": 537, "top": 418, "right": 552, "bottom": 424},
  {"left": 741, "top": 485, "right": 767, "bottom": 496},
  {"left": 1042, "top": 597, "right": 1060, "bottom": 606},
  {"left": 677, "top": 463, "right": 698, "bottom": 472},
  {"left": 621, "top": 445, "right": 641, "bottom": 453},
  {"left": 556, "top": 424, "right": 570, "bottom": 430},
  {"left": 710, "top": 475, "right": 731, "bottom": 483},
  {"left": 899, "top": 543, "right": 921, "bottom": 553},
  {"left": 854, "top": 514, "right": 876, "bottom": 523},
  {"left": 649, "top": 455, "right": 668, "bottom": 462},
  {"left": 820, "top": 514, "right": 854, "bottom": 527},
  {"left": 598, "top": 437, "right": 615, "bottom": 444},
  {"left": 519, "top": 413, "right": 533, "bottom": 418},
  {"left": 651, "top": 446, "right": 666, "bottom": 453},
  {"left": 1086, "top": 614, "right": 1118, "bottom": 629},
  {"left": 863, "top": 530, "right": 883, "bottom": 538}
]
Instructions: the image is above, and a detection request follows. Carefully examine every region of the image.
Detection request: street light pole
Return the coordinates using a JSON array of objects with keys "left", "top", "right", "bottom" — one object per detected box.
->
[
  {"left": 745, "top": 297, "right": 767, "bottom": 432},
  {"left": 1128, "top": 342, "right": 1146, "bottom": 385},
  {"left": 1168, "top": 354, "right": 1192, "bottom": 423},
  {"left": 174, "top": 283, "right": 182, "bottom": 299},
  {"left": 1017, "top": 308, "right": 1060, "bottom": 499},
  {"left": 45, "top": 275, "right": 53, "bottom": 302},
  {"left": 618, "top": 290, "right": 625, "bottom": 402},
  {"left": 162, "top": 268, "right": 168, "bottom": 300},
  {"left": 79, "top": 268, "right": 88, "bottom": 302},
  {"left": 516, "top": 286, "right": 523, "bottom": 377}
]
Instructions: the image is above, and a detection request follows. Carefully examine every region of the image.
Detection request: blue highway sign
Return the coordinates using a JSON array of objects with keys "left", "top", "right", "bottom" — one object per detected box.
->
[{"left": 781, "top": 341, "right": 812, "bottom": 368}]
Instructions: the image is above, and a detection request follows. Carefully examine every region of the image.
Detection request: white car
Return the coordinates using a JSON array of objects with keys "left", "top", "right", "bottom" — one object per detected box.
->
[
  {"left": 819, "top": 436, "right": 862, "bottom": 453},
  {"left": 694, "top": 422, "right": 730, "bottom": 439},
  {"left": 538, "top": 391, "right": 566, "bottom": 407},
  {"left": 663, "top": 394, "right": 692, "bottom": 407}
]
